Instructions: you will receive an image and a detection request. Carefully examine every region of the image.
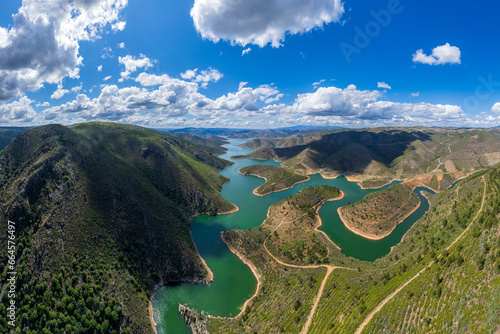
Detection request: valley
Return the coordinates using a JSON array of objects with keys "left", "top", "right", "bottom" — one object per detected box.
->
[{"left": 0, "top": 125, "right": 498, "bottom": 333}]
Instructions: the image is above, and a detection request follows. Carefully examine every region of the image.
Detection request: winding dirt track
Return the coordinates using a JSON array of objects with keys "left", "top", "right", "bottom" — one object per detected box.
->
[
  {"left": 259, "top": 192, "right": 355, "bottom": 334},
  {"left": 354, "top": 176, "right": 487, "bottom": 334}
]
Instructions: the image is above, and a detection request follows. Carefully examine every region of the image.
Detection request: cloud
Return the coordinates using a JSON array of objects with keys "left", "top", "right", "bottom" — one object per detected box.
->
[
  {"left": 0, "top": 0, "right": 127, "bottom": 102},
  {"left": 51, "top": 84, "right": 69, "bottom": 99},
  {"left": 36, "top": 101, "right": 50, "bottom": 107},
  {"left": 101, "top": 47, "right": 113, "bottom": 59},
  {"left": 492, "top": 103, "right": 500, "bottom": 114},
  {"left": 411, "top": 92, "right": 420, "bottom": 97},
  {"left": 281, "top": 85, "right": 464, "bottom": 124},
  {"left": 377, "top": 82, "right": 392, "bottom": 89},
  {"left": 313, "top": 79, "right": 326, "bottom": 88},
  {"left": 199, "top": 82, "right": 282, "bottom": 115},
  {"left": 136, "top": 73, "right": 197, "bottom": 88},
  {"left": 71, "top": 84, "right": 83, "bottom": 93},
  {"left": 97, "top": 65, "right": 103, "bottom": 72},
  {"left": 0, "top": 96, "right": 37, "bottom": 123},
  {"left": 43, "top": 75, "right": 282, "bottom": 122},
  {"left": 190, "top": 0, "right": 344, "bottom": 47},
  {"left": 103, "top": 75, "right": 112, "bottom": 81},
  {"left": 40, "top": 78, "right": 471, "bottom": 128},
  {"left": 118, "top": 54, "right": 155, "bottom": 81},
  {"left": 242, "top": 47, "right": 251, "bottom": 56},
  {"left": 112, "top": 21, "right": 126, "bottom": 31},
  {"left": 413, "top": 43, "right": 461, "bottom": 65},
  {"left": 180, "top": 68, "right": 223, "bottom": 88},
  {"left": 43, "top": 79, "right": 202, "bottom": 120},
  {"left": 118, "top": 42, "right": 125, "bottom": 48},
  {"left": 286, "top": 86, "right": 381, "bottom": 117}
]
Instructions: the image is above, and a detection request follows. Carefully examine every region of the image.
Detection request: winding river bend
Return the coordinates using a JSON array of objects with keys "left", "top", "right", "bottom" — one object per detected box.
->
[{"left": 153, "top": 139, "right": 434, "bottom": 333}]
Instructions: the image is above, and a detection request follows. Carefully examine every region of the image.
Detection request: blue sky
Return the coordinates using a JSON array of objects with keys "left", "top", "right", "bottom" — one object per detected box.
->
[{"left": 0, "top": 0, "right": 499, "bottom": 128}]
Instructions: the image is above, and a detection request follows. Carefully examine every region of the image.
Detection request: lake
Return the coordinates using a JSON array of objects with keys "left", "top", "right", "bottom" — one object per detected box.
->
[{"left": 153, "top": 139, "right": 434, "bottom": 333}]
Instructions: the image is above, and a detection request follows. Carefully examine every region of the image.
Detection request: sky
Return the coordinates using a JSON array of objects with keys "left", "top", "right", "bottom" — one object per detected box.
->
[{"left": 0, "top": 0, "right": 499, "bottom": 128}]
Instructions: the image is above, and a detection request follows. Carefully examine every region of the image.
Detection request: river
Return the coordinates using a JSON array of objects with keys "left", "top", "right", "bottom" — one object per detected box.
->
[{"left": 153, "top": 139, "right": 435, "bottom": 333}]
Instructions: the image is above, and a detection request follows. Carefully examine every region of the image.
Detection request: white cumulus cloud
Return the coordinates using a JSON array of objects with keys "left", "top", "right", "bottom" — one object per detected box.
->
[
  {"left": 190, "top": 0, "right": 344, "bottom": 47},
  {"left": 377, "top": 82, "right": 392, "bottom": 89},
  {"left": 118, "top": 54, "right": 155, "bottom": 81},
  {"left": 0, "top": 0, "right": 127, "bottom": 102},
  {"left": 491, "top": 103, "right": 500, "bottom": 114},
  {"left": 51, "top": 84, "right": 69, "bottom": 99},
  {"left": 281, "top": 85, "right": 464, "bottom": 124},
  {"left": 180, "top": 68, "right": 223, "bottom": 88},
  {"left": 413, "top": 43, "right": 461, "bottom": 65},
  {"left": 0, "top": 96, "right": 37, "bottom": 123}
]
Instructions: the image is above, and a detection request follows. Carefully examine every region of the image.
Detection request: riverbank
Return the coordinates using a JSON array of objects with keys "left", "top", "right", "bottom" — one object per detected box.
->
[
  {"left": 337, "top": 199, "right": 421, "bottom": 241},
  {"left": 238, "top": 165, "right": 310, "bottom": 196},
  {"left": 149, "top": 301, "right": 158, "bottom": 334},
  {"left": 152, "top": 138, "right": 442, "bottom": 333},
  {"left": 221, "top": 239, "right": 263, "bottom": 319},
  {"left": 314, "top": 191, "right": 345, "bottom": 251}
]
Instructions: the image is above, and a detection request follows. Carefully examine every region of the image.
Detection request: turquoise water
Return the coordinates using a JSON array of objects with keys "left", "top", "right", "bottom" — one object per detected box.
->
[{"left": 153, "top": 139, "right": 433, "bottom": 333}]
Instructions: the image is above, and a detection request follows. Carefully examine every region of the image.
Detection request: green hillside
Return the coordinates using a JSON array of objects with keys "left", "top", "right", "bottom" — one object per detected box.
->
[
  {"left": 239, "top": 165, "right": 309, "bottom": 196},
  {"left": 0, "top": 122, "right": 235, "bottom": 333},
  {"left": 168, "top": 132, "right": 229, "bottom": 155},
  {"left": 183, "top": 168, "right": 499, "bottom": 333},
  {"left": 238, "top": 128, "right": 500, "bottom": 191},
  {"left": 0, "top": 127, "right": 31, "bottom": 151},
  {"left": 338, "top": 183, "right": 420, "bottom": 239}
]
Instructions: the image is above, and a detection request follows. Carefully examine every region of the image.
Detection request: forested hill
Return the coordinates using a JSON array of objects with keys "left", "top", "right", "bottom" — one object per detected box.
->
[
  {"left": 0, "top": 122, "right": 235, "bottom": 333},
  {"left": 239, "top": 128, "right": 500, "bottom": 190},
  {"left": 0, "top": 127, "right": 31, "bottom": 151}
]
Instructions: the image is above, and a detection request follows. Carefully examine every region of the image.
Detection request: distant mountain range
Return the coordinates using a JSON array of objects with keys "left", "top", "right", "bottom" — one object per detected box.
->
[
  {"left": 160, "top": 125, "right": 344, "bottom": 139},
  {"left": 237, "top": 127, "right": 500, "bottom": 191}
]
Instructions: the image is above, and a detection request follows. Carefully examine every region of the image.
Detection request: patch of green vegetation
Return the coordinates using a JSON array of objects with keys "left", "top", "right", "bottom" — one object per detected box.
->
[
  {"left": 0, "top": 127, "right": 30, "bottom": 152},
  {"left": 239, "top": 128, "right": 500, "bottom": 191},
  {"left": 339, "top": 183, "right": 419, "bottom": 239},
  {"left": 429, "top": 174, "right": 439, "bottom": 190},
  {"left": 239, "top": 165, "right": 309, "bottom": 196},
  {"left": 0, "top": 122, "right": 236, "bottom": 332},
  {"left": 360, "top": 178, "right": 393, "bottom": 189},
  {"left": 188, "top": 167, "right": 498, "bottom": 333}
]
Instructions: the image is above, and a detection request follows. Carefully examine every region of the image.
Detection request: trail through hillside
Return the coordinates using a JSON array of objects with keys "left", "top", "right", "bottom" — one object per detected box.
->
[{"left": 354, "top": 176, "right": 487, "bottom": 334}]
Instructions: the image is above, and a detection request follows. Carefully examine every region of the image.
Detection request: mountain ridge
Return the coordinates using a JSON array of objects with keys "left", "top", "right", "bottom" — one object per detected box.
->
[{"left": 0, "top": 122, "right": 235, "bottom": 332}]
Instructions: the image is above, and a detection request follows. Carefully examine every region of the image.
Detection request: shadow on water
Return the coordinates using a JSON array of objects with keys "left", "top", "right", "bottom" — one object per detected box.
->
[{"left": 153, "top": 138, "right": 437, "bottom": 333}]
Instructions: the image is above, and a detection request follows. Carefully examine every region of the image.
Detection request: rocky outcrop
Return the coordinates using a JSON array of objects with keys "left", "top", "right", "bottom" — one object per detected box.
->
[{"left": 179, "top": 304, "right": 210, "bottom": 334}]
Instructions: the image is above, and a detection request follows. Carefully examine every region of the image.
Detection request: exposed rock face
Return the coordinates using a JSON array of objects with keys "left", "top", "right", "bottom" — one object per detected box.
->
[{"left": 179, "top": 304, "right": 210, "bottom": 334}]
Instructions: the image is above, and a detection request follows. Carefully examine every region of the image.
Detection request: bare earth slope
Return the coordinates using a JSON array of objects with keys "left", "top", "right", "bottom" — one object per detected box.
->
[
  {"left": 238, "top": 127, "right": 500, "bottom": 191},
  {"left": 338, "top": 183, "right": 420, "bottom": 240}
]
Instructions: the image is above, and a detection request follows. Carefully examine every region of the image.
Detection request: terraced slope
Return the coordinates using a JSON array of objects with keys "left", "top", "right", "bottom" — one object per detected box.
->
[
  {"left": 338, "top": 183, "right": 420, "bottom": 240},
  {"left": 181, "top": 168, "right": 500, "bottom": 333},
  {"left": 239, "top": 128, "right": 500, "bottom": 190}
]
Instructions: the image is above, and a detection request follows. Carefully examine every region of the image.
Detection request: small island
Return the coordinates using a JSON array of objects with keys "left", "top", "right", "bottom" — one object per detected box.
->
[
  {"left": 338, "top": 183, "right": 420, "bottom": 240},
  {"left": 239, "top": 165, "right": 309, "bottom": 196}
]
